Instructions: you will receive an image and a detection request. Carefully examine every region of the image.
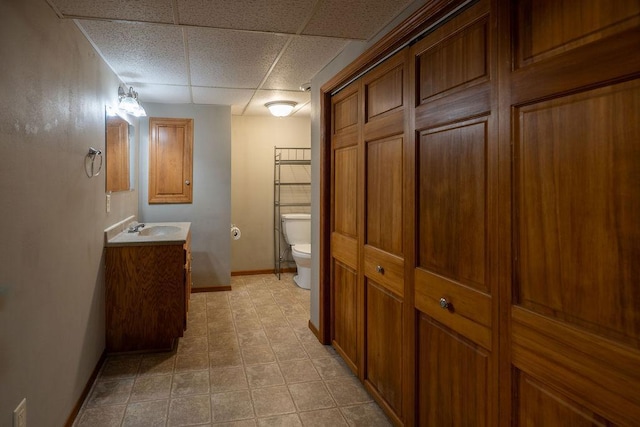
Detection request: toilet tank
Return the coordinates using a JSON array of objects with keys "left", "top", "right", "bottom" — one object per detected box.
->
[{"left": 281, "top": 213, "right": 311, "bottom": 245}]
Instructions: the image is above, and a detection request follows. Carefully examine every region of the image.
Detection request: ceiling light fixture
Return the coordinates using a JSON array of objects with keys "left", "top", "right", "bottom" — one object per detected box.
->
[
  {"left": 265, "top": 101, "right": 297, "bottom": 117},
  {"left": 118, "top": 85, "right": 147, "bottom": 117}
]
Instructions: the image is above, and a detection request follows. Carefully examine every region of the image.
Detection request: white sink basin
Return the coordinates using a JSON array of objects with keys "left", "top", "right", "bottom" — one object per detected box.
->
[{"left": 138, "top": 225, "right": 182, "bottom": 237}]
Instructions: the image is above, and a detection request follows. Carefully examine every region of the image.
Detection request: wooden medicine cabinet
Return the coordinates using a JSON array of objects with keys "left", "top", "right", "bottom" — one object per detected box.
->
[{"left": 148, "top": 117, "right": 193, "bottom": 204}]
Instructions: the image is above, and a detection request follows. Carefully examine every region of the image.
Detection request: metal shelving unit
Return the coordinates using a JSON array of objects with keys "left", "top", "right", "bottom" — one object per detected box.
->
[{"left": 274, "top": 147, "right": 311, "bottom": 279}]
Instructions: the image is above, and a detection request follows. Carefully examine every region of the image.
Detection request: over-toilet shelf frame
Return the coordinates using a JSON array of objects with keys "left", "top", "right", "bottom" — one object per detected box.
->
[{"left": 274, "top": 146, "right": 311, "bottom": 279}]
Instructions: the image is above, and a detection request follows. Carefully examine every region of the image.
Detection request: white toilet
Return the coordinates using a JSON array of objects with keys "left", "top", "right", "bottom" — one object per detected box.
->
[{"left": 281, "top": 213, "right": 311, "bottom": 289}]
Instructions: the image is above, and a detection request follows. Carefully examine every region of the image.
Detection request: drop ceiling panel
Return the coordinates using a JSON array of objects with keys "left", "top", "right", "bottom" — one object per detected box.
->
[
  {"left": 52, "top": 0, "right": 175, "bottom": 23},
  {"left": 77, "top": 20, "right": 187, "bottom": 85},
  {"left": 192, "top": 87, "right": 254, "bottom": 106},
  {"left": 303, "top": 0, "right": 414, "bottom": 39},
  {"left": 188, "top": 27, "right": 288, "bottom": 88},
  {"left": 263, "top": 36, "right": 348, "bottom": 90},
  {"left": 177, "top": 0, "right": 316, "bottom": 34},
  {"left": 131, "top": 84, "right": 192, "bottom": 104}
]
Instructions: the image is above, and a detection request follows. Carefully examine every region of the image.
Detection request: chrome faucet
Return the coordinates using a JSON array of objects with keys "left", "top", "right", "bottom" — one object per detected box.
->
[{"left": 128, "top": 223, "right": 145, "bottom": 233}]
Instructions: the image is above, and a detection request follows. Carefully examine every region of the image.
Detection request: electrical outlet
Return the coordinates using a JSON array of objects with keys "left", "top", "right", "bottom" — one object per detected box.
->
[
  {"left": 106, "top": 194, "right": 111, "bottom": 213},
  {"left": 13, "top": 398, "right": 26, "bottom": 427}
]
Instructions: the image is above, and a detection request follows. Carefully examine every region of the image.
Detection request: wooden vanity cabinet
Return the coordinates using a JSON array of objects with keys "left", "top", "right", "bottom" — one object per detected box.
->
[{"left": 105, "top": 231, "right": 192, "bottom": 353}]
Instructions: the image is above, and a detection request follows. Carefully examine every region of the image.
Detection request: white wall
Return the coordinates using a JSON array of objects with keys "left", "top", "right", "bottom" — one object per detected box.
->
[
  {"left": 231, "top": 115, "right": 311, "bottom": 273},
  {"left": 308, "top": 0, "right": 429, "bottom": 328},
  {"left": 139, "top": 103, "right": 232, "bottom": 288},
  {"left": 0, "top": 1, "right": 138, "bottom": 425}
]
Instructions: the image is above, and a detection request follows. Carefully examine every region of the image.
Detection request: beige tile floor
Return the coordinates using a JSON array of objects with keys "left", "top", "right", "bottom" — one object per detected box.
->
[{"left": 74, "top": 273, "right": 391, "bottom": 426}]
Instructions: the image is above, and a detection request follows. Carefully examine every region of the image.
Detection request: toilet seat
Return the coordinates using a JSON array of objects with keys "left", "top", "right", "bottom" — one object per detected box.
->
[{"left": 292, "top": 244, "right": 311, "bottom": 258}]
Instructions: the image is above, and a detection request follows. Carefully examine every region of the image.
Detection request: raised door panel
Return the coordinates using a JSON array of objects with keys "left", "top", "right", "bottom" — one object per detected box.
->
[
  {"left": 514, "top": 372, "right": 614, "bottom": 426},
  {"left": 366, "top": 281, "right": 403, "bottom": 417},
  {"left": 366, "top": 135, "right": 404, "bottom": 256},
  {"left": 512, "top": 79, "right": 640, "bottom": 424},
  {"left": 333, "top": 91, "right": 359, "bottom": 134},
  {"left": 516, "top": 81, "right": 640, "bottom": 341},
  {"left": 413, "top": 4, "right": 491, "bottom": 130},
  {"left": 364, "top": 50, "right": 407, "bottom": 141},
  {"left": 417, "top": 314, "right": 489, "bottom": 426},
  {"left": 332, "top": 260, "right": 358, "bottom": 371},
  {"left": 417, "top": 17, "right": 488, "bottom": 102},
  {"left": 333, "top": 146, "right": 358, "bottom": 238},
  {"left": 417, "top": 120, "right": 487, "bottom": 294},
  {"left": 149, "top": 117, "right": 193, "bottom": 204},
  {"left": 515, "top": 0, "right": 640, "bottom": 67}
]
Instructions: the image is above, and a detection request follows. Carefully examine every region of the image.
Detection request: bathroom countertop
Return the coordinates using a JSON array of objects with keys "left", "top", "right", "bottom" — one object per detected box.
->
[{"left": 105, "top": 218, "right": 191, "bottom": 247}]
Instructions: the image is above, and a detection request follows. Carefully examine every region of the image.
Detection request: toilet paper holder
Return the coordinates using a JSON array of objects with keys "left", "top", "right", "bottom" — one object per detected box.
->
[{"left": 230, "top": 224, "right": 241, "bottom": 240}]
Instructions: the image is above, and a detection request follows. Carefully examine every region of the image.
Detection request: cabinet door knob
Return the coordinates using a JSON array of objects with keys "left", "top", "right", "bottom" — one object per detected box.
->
[
  {"left": 439, "top": 297, "right": 450, "bottom": 309},
  {"left": 185, "top": 180, "right": 191, "bottom": 186},
  {"left": 376, "top": 265, "right": 384, "bottom": 274}
]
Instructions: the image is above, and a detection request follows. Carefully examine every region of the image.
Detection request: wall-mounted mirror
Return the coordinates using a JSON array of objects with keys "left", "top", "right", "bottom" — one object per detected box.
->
[{"left": 105, "top": 108, "right": 134, "bottom": 192}]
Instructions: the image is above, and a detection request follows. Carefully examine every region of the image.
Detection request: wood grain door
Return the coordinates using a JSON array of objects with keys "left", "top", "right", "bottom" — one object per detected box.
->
[
  {"left": 330, "top": 81, "right": 362, "bottom": 374},
  {"left": 361, "top": 49, "right": 412, "bottom": 425},
  {"left": 502, "top": 1, "right": 640, "bottom": 425},
  {"left": 149, "top": 117, "right": 193, "bottom": 204},
  {"left": 411, "top": 0, "right": 499, "bottom": 424}
]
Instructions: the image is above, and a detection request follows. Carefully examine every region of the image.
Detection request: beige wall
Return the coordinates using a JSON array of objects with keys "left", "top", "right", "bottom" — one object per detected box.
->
[
  {"left": 231, "top": 115, "right": 311, "bottom": 273},
  {"left": 0, "top": 0, "right": 138, "bottom": 425}
]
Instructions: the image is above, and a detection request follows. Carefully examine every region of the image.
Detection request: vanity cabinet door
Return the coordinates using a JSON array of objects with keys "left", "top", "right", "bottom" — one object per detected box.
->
[
  {"left": 184, "top": 231, "right": 192, "bottom": 328},
  {"left": 106, "top": 243, "right": 186, "bottom": 352}
]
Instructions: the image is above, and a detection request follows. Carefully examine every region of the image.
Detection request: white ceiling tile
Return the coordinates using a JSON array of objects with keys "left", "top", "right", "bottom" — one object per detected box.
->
[
  {"left": 303, "top": 0, "right": 414, "bottom": 39},
  {"left": 52, "top": 0, "right": 174, "bottom": 23},
  {"left": 77, "top": 20, "right": 188, "bottom": 85},
  {"left": 192, "top": 87, "right": 254, "bottom": 106},
  {"left": 128, "top": 84, "right": 192, "bottom": 104},
  {"left": 188, "top": 27, "right": 288, "bottom": 88},
  {"left": 263, "top": 36, "right": 348, "bottom": 90},
  {"left": 177, "top": 0, "right": 316, "bottom": 34}
]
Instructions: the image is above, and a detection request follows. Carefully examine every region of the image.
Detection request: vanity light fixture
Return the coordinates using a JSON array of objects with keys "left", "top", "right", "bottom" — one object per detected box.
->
[
  {"left": 118, "top": 85, "right": 147, "bottom": 117},
  {"left": 265, "top": 101, "right": 297, "bottom": 117}
]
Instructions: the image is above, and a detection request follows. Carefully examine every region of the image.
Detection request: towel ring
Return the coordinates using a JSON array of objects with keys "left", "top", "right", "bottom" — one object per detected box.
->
[{"left": 85, "top": 147, "right": 103, "bottom": 178}]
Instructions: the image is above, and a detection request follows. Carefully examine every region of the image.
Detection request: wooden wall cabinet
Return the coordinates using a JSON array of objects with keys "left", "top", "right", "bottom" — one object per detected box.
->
[
  {"left": 149, "top": 117, "right": 193, "bottom": 204},
  {"left": 105, "top": 232, "right": 191, "bottom": 353}
]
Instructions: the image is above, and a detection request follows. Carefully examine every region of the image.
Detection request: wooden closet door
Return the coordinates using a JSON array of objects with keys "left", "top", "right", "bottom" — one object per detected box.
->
[
  {"left": 361, "top": 49, "right": 412, "bottom": 425},
  {"left": 411, "top": 0, "right": 498, "bottom": 424},
  {"left": 503, "top": 1, "right": 640, "bottom": 425},
  {"left": 330, "top": 81, "right": 362, "bottom": 373}
]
